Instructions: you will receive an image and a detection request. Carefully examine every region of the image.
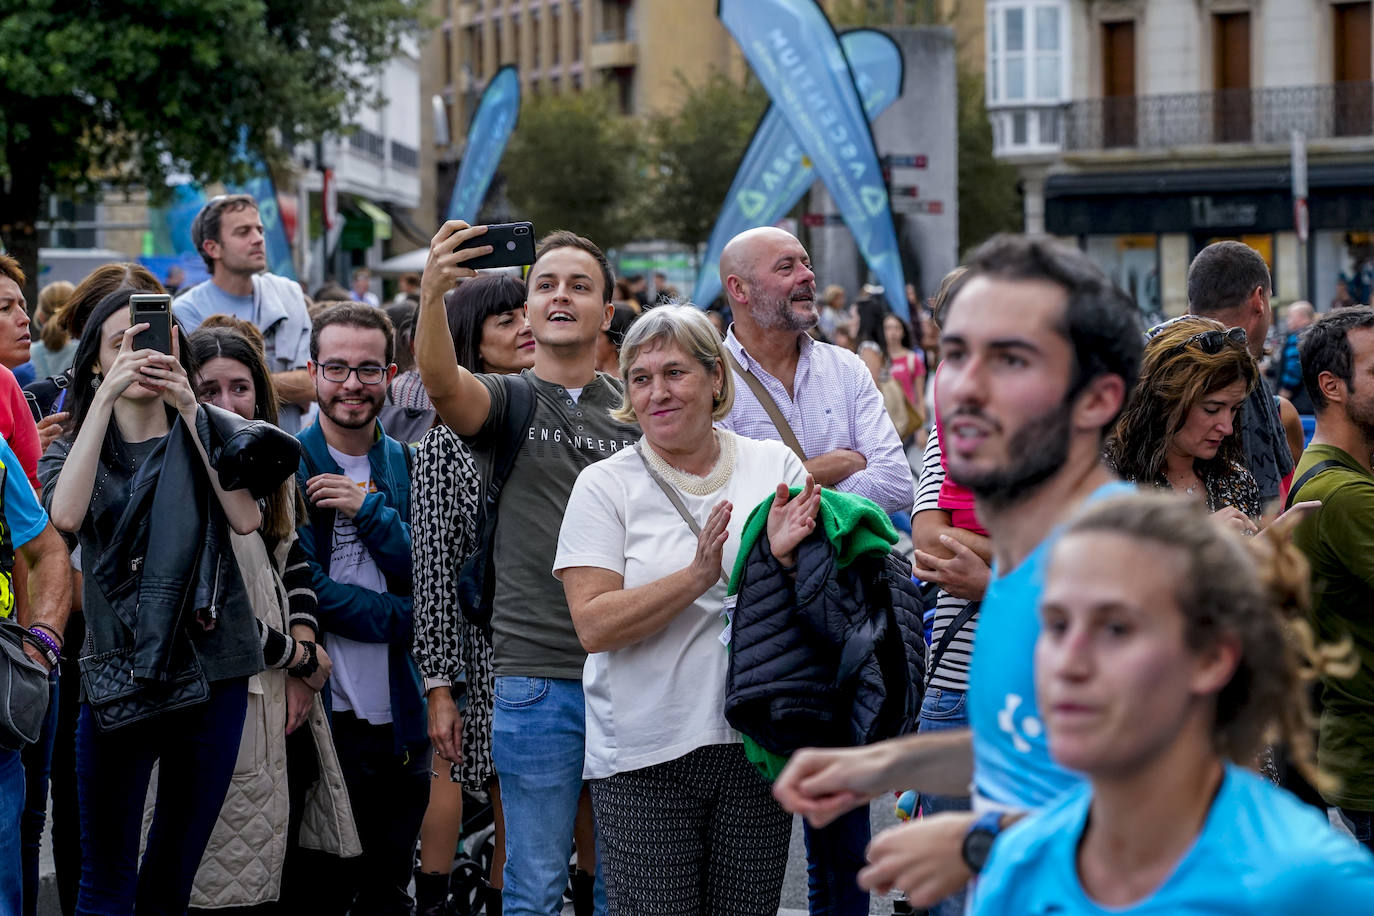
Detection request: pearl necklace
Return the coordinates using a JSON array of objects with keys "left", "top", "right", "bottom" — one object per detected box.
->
[{"left": 639, "top": 431, "right": 737, "bottom": 496}]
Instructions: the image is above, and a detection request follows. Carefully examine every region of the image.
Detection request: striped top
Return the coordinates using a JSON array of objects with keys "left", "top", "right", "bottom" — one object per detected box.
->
[{"left": 915, "top": 424, "right": 979, "bottom": 692}]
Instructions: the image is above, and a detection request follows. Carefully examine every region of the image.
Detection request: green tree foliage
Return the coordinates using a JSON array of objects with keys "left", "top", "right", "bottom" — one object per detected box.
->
[
  {"left": 500, "top": 89, "right": 646, "bottom": 251},
  {"left": 0, "top": 0, "right": 424, "bottom": 301},
  {"left": 646, "top": 72, "right": 767, "bottom": 248},
  {"left": 956, "top": 68, "right": 1021, "bottom": 256}
]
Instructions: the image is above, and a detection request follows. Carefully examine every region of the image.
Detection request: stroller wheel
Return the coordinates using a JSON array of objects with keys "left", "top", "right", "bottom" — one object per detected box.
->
[{"left": 449, "top": 859, "right": 487, "bottom": 916}]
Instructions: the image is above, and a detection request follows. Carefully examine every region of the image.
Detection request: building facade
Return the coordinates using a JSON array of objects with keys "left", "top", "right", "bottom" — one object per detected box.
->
[{"left": 988, "top": 0, "right": 1374, "bottom": 317}]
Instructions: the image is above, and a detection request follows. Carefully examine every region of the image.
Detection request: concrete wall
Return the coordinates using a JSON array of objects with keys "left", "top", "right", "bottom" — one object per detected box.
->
[
  {"left": 635, "top": 0, "right": 747, "bottom": 115},
  {"left": 810, "top": 27, "right": 959, "bottom": 306}
]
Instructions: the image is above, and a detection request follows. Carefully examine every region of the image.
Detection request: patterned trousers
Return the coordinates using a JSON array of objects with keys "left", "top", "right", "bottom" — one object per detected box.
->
[{"left": 589, "top": 742, "right": 791, "bottom": 916}]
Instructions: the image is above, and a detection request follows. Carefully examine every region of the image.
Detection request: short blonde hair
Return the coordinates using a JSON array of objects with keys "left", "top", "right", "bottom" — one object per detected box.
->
[{"left": 612, "top": 305, "right": 734, "bottom": 424}]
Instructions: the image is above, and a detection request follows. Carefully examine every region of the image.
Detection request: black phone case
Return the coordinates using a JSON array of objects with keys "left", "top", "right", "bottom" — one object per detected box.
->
[
  {"left": 457, "top": 223, "right": 536, "bottom": 270},
  {"left": 131, "top": 310, "right": 173, "bottom": 354}
]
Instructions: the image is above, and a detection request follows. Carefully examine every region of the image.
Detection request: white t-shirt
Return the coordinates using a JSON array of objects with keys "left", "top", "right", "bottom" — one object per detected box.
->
[
  {"left": 554, "top": 430, "right": 807, "bottom": 779},
  {"left": 324, "top": 445, "right": 392, "bottom": 723}
]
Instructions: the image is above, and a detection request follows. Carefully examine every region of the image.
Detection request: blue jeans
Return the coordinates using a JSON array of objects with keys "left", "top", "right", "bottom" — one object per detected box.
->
[
  {"left": 0, "top": 748, "right": 24, "bottom": 916},
  {"left": 802, "top": 805, "right": 871, "bottom": 916},
  {"left": 21, "top": 673, "right": 59, "bottom": 916},
  {"left": 491, "top": 676, "right": 605, "bottom": 916},
  {"left": 916, "top": 688, "right": 972, "bottom": 916},
  {"left": 75, "top": 678, "right": 248, "bottom": 916},
  {"left": 1338, "top": 808, "right": 1374, "bottom": 853}
]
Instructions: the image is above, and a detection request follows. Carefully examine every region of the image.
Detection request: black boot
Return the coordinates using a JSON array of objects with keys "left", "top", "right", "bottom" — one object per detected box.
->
[
  {"left": 414, "top": 868, "right": 450, "bottom": 916},
  {"left": 482, "top": 880, "right": 503, "bottom": 916},
  {"left": 571, "top": 868, "right": 594, "bottom": 916}
]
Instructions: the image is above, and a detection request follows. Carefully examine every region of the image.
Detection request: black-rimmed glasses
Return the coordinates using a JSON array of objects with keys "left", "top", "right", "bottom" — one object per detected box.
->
[{"left": 319, "top": 363, "right": 387, "bottom": 385}]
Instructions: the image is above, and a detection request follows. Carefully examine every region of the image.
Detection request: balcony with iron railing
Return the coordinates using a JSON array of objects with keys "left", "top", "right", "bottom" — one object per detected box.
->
[
  {"left": 992, "top": 82, "right": 1374, "bottom": 158},
  {"left": 1071, "top": 81, "right": 1374, "bottom": 151}
]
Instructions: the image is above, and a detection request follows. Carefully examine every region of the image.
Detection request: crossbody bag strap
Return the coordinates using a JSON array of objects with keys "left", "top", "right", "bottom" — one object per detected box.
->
[
  {"left": 634, "top": 442, "right": 728, "bottom": 585},
  {"left": 725, "top": 350, "right": 806, "bottom": 461},
  {"left": 927, "top": 599, "right": 980, "bottom": 683},
  {"left": 1285, "top": 459, "right": 1344, "bottom": 510}
]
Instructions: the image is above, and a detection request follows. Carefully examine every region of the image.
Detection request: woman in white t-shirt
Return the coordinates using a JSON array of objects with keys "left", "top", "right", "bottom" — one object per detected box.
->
[{"left": 556, "top": 305, "right": 820, "bottom": 916}]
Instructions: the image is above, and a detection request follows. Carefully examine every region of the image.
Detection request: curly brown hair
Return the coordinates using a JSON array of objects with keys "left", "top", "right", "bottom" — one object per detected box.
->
[
  {"left": 1061, "top": 492, "right": 1356, "bottom": 792},
  {"left": 1105, "top": 317, "right": 1257, "bottom": 484}
]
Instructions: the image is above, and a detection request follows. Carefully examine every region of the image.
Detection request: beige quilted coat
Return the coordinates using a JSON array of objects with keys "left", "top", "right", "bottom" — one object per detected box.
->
[{"left": 143, "top": 526, "right": 361, "bottom": 907}]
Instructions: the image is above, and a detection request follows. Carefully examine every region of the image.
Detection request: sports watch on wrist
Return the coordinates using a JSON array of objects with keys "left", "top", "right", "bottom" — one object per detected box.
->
[{"left": 960, "top": 811, "right": 1005, "bottom": 874}]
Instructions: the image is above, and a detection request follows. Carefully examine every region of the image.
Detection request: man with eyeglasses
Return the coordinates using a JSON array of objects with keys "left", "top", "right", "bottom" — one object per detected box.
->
[
  {"left": 1185, "top": 240, "right": 1291, "bottom": 510},
  {"left": 173, "top": 193, "right": 315, "bottom": 432},
  {"left": 293, "top": 303, "right": 427, "bottom": 914}
]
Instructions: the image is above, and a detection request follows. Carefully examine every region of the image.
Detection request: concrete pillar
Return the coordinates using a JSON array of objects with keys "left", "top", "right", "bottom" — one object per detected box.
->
[{"left": 1160, "top": 233, "right": 1191, "bottom": 317}]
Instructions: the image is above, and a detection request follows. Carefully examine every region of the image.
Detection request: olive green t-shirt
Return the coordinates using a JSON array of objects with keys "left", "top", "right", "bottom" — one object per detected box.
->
[
  {"left": 472, "top": 370, "right": 639, "bottom": 679},
  {"left": 1290, "top": 444, "right": 1374, "bottom": 808}
]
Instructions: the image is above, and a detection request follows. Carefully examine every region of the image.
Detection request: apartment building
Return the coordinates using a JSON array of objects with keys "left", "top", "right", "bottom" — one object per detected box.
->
[
  {"left": 419, "top": 0, "right": 986, "bottom": 230},
  {"left": 987, "top": 0, "right": 1374, "bottom": 316}
]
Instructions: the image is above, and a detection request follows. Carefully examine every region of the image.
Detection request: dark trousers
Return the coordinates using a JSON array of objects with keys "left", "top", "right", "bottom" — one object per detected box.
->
[
  {"left": 50, "top": 614, "right": 85, "bottom": 916},
  {"left": 303, "top": 710, "right": 429, "bottom": 916},
  {"left": 21, "top": 673, "right": 59, "bottom": 916},
  {"left": 74, "top": 678, "right": 249, "bottom": 916},
  {"left": 590, "top": 743, "right": 791, "bottom": 916},
  {"left": 802, "top": 805, "right": 871, "bottom": 916}
]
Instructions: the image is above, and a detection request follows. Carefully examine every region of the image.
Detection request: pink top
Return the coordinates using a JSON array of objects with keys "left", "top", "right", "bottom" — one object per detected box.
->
[
  {"left": 889, "top": 349, "right": 924, "bottom": 404},
  {"left": 931, "top": 366, "right": 986, "bottom": 537}
]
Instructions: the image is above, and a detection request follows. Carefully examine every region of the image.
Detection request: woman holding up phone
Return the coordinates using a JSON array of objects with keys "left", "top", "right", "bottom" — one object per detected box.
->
[{"left": 38, "top": 289, "right": 264, "bottom": 915}]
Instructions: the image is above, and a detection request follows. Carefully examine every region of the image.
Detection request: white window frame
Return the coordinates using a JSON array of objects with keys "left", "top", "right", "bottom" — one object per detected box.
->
[{"left": 986, "top": 0, "right": 1070, "bottom": 153}]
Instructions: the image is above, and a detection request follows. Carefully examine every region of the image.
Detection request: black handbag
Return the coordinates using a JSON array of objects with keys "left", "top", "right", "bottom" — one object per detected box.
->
[
  {"left": 195, "top": 403, "right": 303, "bottom": 499},
  {"left": 0, "top": 618, "right": 51, "bottom": 750},
  {"left": 78, "top": 638, "right": 210, "bottom": 732}
]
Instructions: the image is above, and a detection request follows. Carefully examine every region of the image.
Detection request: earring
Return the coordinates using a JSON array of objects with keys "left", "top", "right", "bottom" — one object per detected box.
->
[{"left": 90, "top": 373, "right": 102, "bottom": 390}]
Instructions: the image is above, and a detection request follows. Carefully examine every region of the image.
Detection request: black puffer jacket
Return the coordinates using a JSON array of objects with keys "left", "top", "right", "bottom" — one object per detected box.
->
[{"left": 724, "top": 522, "right": 927, "bottom": 756}]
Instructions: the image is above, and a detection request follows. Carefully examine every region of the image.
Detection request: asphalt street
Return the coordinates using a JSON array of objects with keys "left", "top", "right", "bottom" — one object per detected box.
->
[{"left": 37, "top": 799, "right": 905, "bottom": 915}]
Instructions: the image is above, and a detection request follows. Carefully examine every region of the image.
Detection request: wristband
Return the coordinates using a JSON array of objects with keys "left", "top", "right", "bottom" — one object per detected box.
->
[
  {"left": 23, "top": 629, "right": 60, "bottom": 670},
  {"left": 287, "top": 640, "right": 320, "bottom": 679},
  {"left": 30, "top": 622, "right": 63, "bottom": 650}
]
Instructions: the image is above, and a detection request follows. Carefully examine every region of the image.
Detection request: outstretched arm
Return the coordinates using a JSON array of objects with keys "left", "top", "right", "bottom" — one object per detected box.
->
[{"left": 416, "top": 221, "right": 498, "bottom": 436}]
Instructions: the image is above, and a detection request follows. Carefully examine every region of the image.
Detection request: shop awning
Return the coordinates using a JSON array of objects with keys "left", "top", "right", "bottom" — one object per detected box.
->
[{"left": 356, "top": 199, "right": 393, "bottom": 242}]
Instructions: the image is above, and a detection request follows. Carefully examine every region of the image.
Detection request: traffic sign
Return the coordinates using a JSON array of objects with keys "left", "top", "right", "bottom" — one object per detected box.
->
[{"left": 883, "top": 154, "right": 928, "bottom": 169}]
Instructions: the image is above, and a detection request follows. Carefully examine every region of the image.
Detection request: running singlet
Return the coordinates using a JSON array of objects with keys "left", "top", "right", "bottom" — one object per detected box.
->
[
  {"left": 972, "top": 764, "right": 1374, "bottom": 914},
  {"left": 966, "top": 481, "right": 1135, "bottom": 810}
]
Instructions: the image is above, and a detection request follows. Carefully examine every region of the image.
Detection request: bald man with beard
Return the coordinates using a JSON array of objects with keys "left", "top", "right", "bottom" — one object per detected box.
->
[
  {"left": 717, "top": 227, "right": 912, "bottom": 513},
  {"left": 716, "top": 227, "right": 914, "bottom": 916}
]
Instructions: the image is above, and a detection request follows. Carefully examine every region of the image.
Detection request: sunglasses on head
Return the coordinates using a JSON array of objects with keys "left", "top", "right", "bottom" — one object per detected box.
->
[{"left": 1169, "top": 326, "right": 1247, "bottom": 357}]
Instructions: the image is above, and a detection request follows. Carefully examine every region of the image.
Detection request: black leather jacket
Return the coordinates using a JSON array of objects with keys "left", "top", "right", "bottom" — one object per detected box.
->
[{"left": 40, "top": 408, "right": 260, "bottom": 686}]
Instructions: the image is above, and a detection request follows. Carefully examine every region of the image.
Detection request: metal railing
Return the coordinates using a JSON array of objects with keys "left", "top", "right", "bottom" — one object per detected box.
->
[
  {"left": 390, "top": 141, "right": 419, "bottom": 170},
  {"left": 1061, "top": 82, "right": 1374, "bottom": 151},
  {"left": 347, "top": 126, "right": 386, "bottom": 159}
]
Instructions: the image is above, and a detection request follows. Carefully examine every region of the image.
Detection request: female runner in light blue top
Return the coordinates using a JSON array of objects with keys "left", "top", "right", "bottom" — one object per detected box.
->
[{"left": 973, "top": 492, "right": 1374, "bottom": 914}]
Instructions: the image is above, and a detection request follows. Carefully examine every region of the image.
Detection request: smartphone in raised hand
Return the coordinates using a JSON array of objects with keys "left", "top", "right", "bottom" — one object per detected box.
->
[
  {"left": 129, "top": 293, "right": 173, "bottom": 354},
  {"left": 454, "top": 221, "right": 536, "bottom": 270}
]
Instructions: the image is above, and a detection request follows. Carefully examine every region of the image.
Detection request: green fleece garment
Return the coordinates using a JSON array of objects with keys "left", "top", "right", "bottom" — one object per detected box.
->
[{"left": 726, "top": 487, "right": 899, "bottom": 780}]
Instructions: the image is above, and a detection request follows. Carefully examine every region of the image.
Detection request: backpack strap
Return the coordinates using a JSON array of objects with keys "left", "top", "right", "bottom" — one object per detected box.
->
[
  {"left": 725, "top": 350, "right": 807, "bottom": 461},
  {"left": 1286, "top": 459, "right": 1344, "bottom": 510},
  {"left": 490, "top": 374, "right": 536, "bottom": 501}
]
